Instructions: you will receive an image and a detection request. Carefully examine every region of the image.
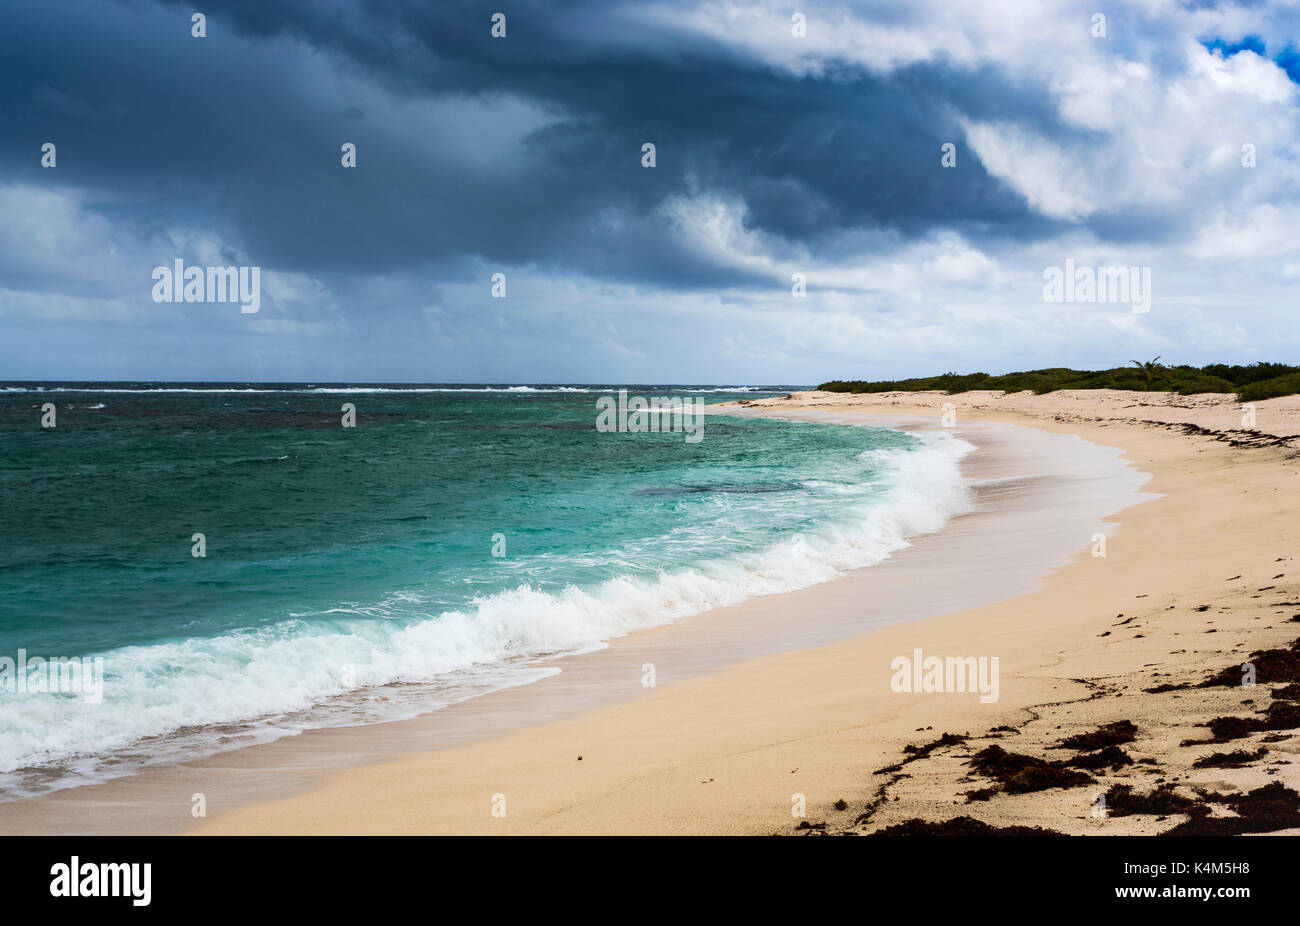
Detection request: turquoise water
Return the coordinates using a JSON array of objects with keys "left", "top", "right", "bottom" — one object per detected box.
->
[{"left": 0, "top": 383, "right": 971, "bottom": 794}]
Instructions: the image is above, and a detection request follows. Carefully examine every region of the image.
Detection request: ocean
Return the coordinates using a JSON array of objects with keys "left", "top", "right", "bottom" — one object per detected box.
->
[{"left": 0, "top": 383, "right": 972, "bottom": 796}]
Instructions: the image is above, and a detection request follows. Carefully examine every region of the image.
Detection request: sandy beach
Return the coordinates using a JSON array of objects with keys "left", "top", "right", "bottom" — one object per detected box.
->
[
  {"left": 169, "top": 389, "right": 1298, "bottom": 835},
  {"left": 2, "top": 388, "right": 1296, "bottom": 836}
]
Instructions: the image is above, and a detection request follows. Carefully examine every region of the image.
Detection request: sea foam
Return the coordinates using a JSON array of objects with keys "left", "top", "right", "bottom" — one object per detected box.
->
[{"left": 0, "top": 429, "right": 972, "bottom": 794}]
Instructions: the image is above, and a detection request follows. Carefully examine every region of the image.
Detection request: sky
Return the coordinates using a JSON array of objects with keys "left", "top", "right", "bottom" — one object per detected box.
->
[{"left": 2, "top": 0, "right": 1299, "bottom": 384}]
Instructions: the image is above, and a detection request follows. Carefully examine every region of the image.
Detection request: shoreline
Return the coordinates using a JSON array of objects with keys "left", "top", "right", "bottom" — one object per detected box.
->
[
  {"left": 0, "top": 399, "right": 1140, "bottom": 834},
  {"left": 186, "top": 390, "right": 1297, "bottom": 835},
  {"left": 5, "top": 388, "right": 1297, "bottom": 835}
]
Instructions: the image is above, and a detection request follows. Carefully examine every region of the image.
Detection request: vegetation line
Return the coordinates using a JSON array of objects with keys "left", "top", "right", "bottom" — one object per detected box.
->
[{"left": 819, "top": 361, "right": 1300, "bottom": 401}]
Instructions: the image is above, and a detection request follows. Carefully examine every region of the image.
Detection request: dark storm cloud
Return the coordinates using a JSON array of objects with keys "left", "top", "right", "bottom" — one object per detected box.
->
[{"left": 0, "top": 0, "right": 1074, "bottom": 290}]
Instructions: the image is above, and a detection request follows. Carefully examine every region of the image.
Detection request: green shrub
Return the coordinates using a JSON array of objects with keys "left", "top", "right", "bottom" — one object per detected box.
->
[
  {"left": 1238, "top": 372, "right": 1300, "bottom": 402},
  {"left": 819, "top": 363, "right": 1300, "bottom": 401}
]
